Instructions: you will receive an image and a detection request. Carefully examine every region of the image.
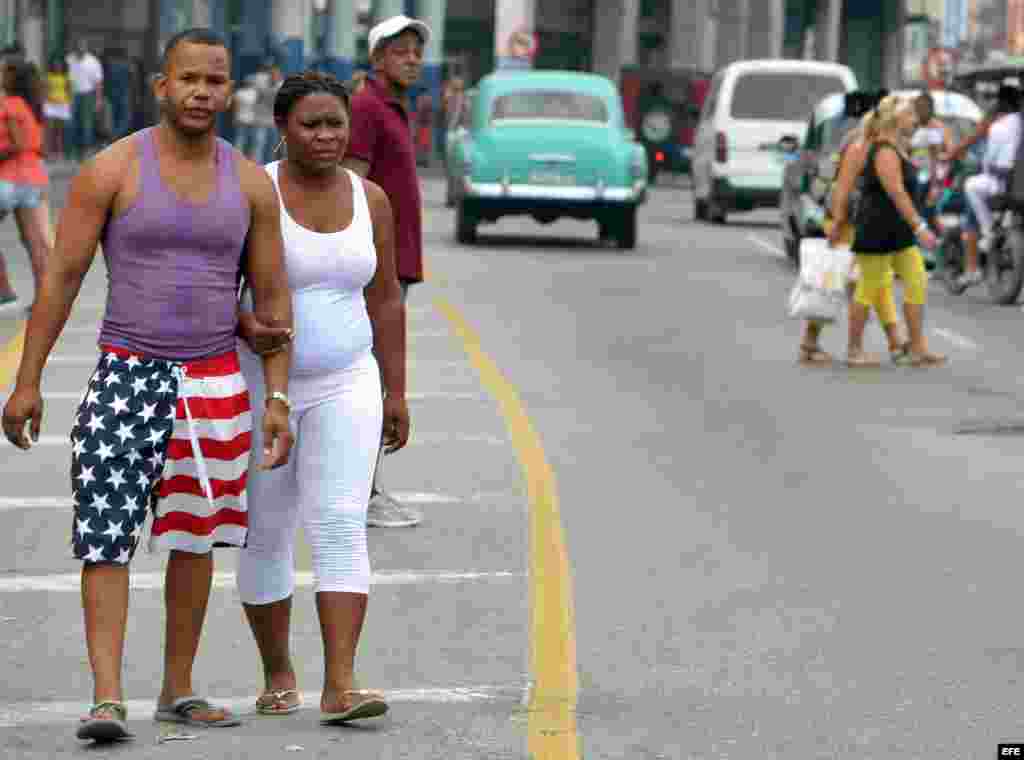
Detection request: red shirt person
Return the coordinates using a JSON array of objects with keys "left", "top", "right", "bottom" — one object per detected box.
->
[
  {"left": 344, "top": 15, "right": 430, "bottom": 288},
  {"left": 343, "top": 14, "right": 430, "bottom": 529}
]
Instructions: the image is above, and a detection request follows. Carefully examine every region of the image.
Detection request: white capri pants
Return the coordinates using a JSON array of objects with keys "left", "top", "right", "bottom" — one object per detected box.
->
[
  {"left": 237, "top": 353, "right": 383, "bottom": 604},
  {"left": 965, "top": 172, "right": 1004, "bottom": 236}
]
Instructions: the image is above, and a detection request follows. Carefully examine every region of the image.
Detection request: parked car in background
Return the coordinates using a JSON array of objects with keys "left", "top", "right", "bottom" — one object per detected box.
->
[
  {"left": 446, "top": 70, "right": 648, "bottom": 249},
  {"left": 780, "top": 88, "right": 983, "bottom": 263},
  {"left": 619, "top": 66, "right": 709, "bottom": 185},
  {"left": 692, "top": 59, "right": 858, "bottom": 225}
]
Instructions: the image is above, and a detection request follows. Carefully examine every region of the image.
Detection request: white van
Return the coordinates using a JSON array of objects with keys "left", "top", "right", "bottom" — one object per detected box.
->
[{"left": 692, "top": 59, "right": 858, "bottom": 224}]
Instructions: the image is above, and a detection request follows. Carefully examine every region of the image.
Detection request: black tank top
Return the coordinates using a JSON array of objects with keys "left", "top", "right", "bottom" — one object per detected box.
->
[{"left": 851, "top": 142, "right": 918, "bottom": 254}]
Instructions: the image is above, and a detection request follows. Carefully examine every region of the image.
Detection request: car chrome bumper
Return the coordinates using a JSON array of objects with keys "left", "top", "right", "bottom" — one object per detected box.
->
[{"left": 464, "top": 180, "right": 645, "bottom": 203}]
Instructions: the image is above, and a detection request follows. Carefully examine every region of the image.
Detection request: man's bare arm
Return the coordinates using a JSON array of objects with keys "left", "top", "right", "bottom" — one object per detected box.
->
[
  {"left": 238, "top": 161, "right": 292, "bottom": 396},
  {"left": 341, "top": 157, "right": 370, "bottom": 177},
  {"left": 16, "top": 151, "right": 122, "bottom": 388}
]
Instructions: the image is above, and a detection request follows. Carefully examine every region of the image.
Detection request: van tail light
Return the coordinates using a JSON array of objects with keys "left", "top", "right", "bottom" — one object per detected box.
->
[
  {"left": 655, "top": 151, "right": 665, "bottom": 163},
  {"left": 715, "top": 132, "right": 728, "bottom": 163}
]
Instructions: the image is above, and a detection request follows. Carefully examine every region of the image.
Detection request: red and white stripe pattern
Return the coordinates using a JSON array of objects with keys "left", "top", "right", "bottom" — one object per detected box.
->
[{"left": 150, "top": 351, "right": 252, "bottom": 554}]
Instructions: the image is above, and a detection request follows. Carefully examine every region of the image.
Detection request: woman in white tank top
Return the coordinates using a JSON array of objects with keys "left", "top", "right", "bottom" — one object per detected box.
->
[{"left": 236, "top": 71, "right": 408, "bottom": 724}]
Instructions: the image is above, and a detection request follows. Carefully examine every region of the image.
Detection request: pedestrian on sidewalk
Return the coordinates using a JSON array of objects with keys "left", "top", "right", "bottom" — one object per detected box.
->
[
  {"left": 1, "top": 28, "right": 295, "bottom": 744},
  {"left": 0, "top": 60, "right": 52, "bottom": 309},
  {"left": 102, "top": 47, "right": 135, "bottom": 141},
  {"left": 44, "top": 57, "right": 71, "bottom": 160},
  {"left": 235, "top": 69, "right": 409, "bottom": 723},
  {"left": 232, "top": 74, "right": 261, "bottom": 161},
  {"left": 834, "top": 94, "right": 946, "bottom": 368},
  {"left": 343, "top": 14, "right": 430, "bottom": 528},
  {"left": 66, "top": 39, "right": 104, "bottom": 162}
]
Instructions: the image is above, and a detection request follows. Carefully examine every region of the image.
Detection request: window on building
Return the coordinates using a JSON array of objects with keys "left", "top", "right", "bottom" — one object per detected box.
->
[{"left": 730, "top": 72, "right": 847, "bottom": 121}]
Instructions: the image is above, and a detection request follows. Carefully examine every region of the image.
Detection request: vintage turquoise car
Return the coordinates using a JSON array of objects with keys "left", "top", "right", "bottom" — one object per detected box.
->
[{"left": 445, "top": 70, "right": 648, "bottom": 249}]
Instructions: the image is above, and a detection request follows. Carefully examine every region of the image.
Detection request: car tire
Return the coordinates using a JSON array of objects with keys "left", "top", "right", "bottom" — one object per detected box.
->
[
  {"left": 615, "top": 206, "right": 638, "bottom": 250},
  {"left": 456, "top": 199, "right": 478, "bottom": 244},
  {"left": 986, "top": 227, "right": 1024, "bottom": 305},
  {"left": 694, "top": 197, "right": 707, "bottom": 221},
  {"left": 709, "top": 195, "right": 727, "bottom": 225}
]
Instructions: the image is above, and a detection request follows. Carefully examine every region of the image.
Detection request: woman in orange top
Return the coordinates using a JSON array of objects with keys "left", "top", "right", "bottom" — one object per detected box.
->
[{"left": 0, "top": 60, "right": 50, "bottom": 308}]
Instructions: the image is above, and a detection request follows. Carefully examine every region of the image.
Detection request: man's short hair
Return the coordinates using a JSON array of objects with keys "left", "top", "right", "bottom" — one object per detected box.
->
[{"left": 161, "top": 28, "right": 229, "bottom": 73}]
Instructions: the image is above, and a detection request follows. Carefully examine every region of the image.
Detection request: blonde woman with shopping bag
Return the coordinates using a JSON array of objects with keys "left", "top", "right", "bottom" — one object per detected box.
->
[{"left": 832, "top": 94, "right": 945, "bottom": 368}]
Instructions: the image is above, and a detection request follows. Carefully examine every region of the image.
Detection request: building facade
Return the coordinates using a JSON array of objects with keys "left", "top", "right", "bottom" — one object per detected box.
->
[{"left": 2, "top": 0, "right": 911, "bottom": 132}]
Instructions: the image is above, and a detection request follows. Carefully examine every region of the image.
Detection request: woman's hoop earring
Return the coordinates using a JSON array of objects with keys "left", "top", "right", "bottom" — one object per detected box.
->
[{"left": 274, "top": 137, "right": 285, "bottom": 155}]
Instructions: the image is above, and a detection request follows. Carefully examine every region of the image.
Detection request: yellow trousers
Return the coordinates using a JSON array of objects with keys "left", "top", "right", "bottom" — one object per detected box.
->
[{"left": 854, "top": 246, "right": 927, "bottom": 316}]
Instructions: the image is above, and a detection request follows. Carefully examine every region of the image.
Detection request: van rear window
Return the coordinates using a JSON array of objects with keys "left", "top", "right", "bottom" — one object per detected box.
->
[{"left": 730, "top": 73, "right": 847, "bottom": 121}]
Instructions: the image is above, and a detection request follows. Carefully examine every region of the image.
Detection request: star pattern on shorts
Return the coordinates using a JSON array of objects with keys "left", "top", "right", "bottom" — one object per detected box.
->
[{"left": 70, "top": 353, "right": 178, "bottom": 564}]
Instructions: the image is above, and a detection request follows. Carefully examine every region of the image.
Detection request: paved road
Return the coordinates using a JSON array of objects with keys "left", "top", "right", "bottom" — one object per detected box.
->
[{"left": 3, "top": 173, "right": 1024, "bottom": 758}]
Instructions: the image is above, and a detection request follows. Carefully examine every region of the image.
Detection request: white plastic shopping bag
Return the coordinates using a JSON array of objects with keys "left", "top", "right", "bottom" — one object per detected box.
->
[{"left": 787, "top": 238, "right": 854, "bottom": 323}]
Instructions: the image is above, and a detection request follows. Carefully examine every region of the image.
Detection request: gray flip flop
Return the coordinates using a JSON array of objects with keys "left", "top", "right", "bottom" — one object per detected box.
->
[
  {"left": 153, "top": 696, "right": 242, "bottom": 727},
  {"left": 321, "top": 692, "right": 389, "bottom": 725},
  {"left": 76, "top": 701, "right": 134, "bottom": 742}
]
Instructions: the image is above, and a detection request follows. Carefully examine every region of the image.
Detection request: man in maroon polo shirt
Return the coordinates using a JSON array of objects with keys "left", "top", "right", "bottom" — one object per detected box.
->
[{"left": 344, "top": 14, "right": 430, "bottom": 528}]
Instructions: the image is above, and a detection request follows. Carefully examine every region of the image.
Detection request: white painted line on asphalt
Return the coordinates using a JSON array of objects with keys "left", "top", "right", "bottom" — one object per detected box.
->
[
  {"left": 59, "top": 326, "right": 100, "bottom": 335},
  {"left": 932, "top": 327, "right": 980, "bottom": 351},
  {"left": 0, "top": 685, "right": 524, "bottom": 727},
  {"left": 747, "top": 233, "right": 787, "bottom": 259},
  {"left": 0, "top": 569, "right": 522, "bottom": 593},
  {"left": 0, "top": 432, "right": 506, "bottom": 449},
  {"left": 0, "top": 491, "right": 464, "bottom": 511}
]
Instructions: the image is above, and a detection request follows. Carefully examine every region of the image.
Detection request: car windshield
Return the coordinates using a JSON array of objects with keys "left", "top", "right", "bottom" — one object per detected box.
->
[
  {"left": 490, "top": 90, "right": 609, "bottom": 124},
  {"left": 731, "top": 73, "right": 847, "bottom": 121}
]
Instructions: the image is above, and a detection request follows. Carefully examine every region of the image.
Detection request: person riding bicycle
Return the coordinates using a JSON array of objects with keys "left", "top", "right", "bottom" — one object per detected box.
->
[
  {"left": 963, "top": 85, "right": 1023, "bottom": 280},
  {"left": 948, "top": 84, "right": 1021, "bottom": 287}
]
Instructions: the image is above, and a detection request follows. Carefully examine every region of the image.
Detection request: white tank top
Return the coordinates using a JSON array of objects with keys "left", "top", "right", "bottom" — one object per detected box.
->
[{"left": 265, "top": 162, "right": 377, "bottom": 376}]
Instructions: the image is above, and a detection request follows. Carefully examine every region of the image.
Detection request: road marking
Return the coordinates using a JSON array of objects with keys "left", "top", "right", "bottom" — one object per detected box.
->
[
  {"left": 0, "top": 569, "right": 522, "bottom": 594},
  {"left": 0, "top": 491, "right": 465, "bottom": 511},
  {"left": 0, "top": 685, "right": 524, "bottom": 728},
  {"left": 932, "top": 327, "right": 979, "bottom": 351},
  {"left": 0, "top": 323, "right": 26, "bottom": 388},
  {"left": 747, "top": 233, "right": 788, "bottom": 259},
  {"left": 434, "top": 298, "right": 579, "bottom": 760}
]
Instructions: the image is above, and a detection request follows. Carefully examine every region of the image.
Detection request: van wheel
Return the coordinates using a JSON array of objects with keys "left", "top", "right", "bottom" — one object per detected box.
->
[
  {"left": 615, "top": 206, "right": 637, "bottom": 250},
  {"left": 694, "top": 197, "right": 708, "bottom": 221}
]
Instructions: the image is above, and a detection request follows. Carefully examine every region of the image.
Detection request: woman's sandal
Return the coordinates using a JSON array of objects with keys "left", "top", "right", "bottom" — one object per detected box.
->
[
  {"left": 76, "top": 701, "right": 134, "bottom": 743},
  {"left": 890, "top": 341, "right": 913, "bottom": 366},
  {"left": 321, "top": 690, "right": 389, "bottom": 725},
  {"left": 910, "top": 350, "right": 947, "bottom": 368},
  {"left": 798, "top": 343, "right": 833, "bottom": 365},
  {"left": 256, "top": 688, "right": 302, "bottom": 715},
  {"left": 846, "top": 350, "right": 882, "bottom": 368}
]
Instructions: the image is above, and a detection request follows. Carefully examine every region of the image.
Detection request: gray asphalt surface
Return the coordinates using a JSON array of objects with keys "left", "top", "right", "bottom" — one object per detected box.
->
[{"left": 2, "top": 171, "right": 1024, "bottom": 758}]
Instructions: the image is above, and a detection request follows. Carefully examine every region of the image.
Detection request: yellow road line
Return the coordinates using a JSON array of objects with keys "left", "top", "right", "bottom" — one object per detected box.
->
[
  {"left": 433, "top": 298, "right": 579, "bottom": 760},
  {"left": 0, "top": 323, "right": 26, "bottom": 388}
]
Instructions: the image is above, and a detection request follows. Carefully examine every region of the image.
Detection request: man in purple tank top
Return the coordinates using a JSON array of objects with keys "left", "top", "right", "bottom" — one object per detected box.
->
[{"left": 2, "top": 29, "right": 295, "bottom": 742}]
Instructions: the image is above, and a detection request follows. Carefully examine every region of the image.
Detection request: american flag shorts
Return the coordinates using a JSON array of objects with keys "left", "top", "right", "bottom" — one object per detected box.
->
[{"left": 70, "top": 345, "right": 252, "bottom": 564}]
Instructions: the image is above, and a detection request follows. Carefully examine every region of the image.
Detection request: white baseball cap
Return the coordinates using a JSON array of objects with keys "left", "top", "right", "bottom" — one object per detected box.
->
[{"left": 368, "top": 15, "right": 431, "bottom": 57}]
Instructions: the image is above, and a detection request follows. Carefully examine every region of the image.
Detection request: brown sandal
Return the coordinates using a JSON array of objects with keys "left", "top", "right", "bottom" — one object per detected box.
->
[
  {"left": 799, "top": 344, "right": 832, "bottom": 364},
  {"left": 910, "top": 350, "right": 947, "bottom": 367},
  {"left": 846, "top": 350, "right": 881, "bottom": 368}
]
